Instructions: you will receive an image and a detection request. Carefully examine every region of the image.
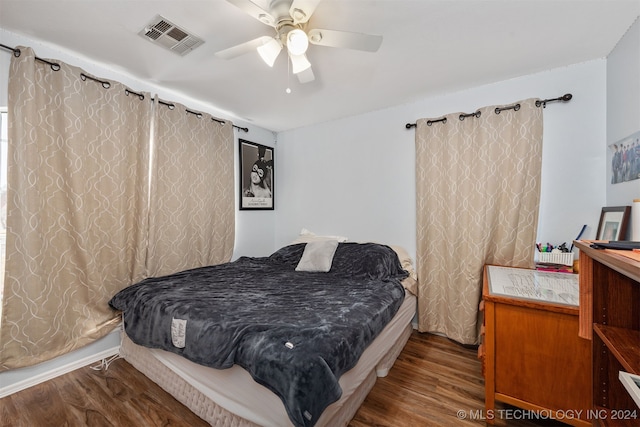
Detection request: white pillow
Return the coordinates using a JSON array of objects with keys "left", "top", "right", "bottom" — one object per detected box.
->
[
  {"left": 291, "top": 228, "right": 348, "bottom": 244},
  {"left": 295, "top": 240, "right": 340, "bottom": 272}
]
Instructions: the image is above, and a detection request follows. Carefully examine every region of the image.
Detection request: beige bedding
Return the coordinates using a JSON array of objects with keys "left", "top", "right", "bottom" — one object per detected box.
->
[{"left": 119, "top": 293, "right": 416, "bottom": 426}]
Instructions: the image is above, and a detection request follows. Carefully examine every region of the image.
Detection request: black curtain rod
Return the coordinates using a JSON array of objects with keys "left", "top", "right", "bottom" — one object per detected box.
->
[
  {"left": 1, "top": 43, "right": 249, "bottom": 133},
  {"left": 81, "top": 73, "right": 111, "bottom": 89},
  {"left": 1, "top": 43, "right": 60, "bottom": 70},
  {"left": 405, "top": 93, "right": 573, "bottom": 129}
]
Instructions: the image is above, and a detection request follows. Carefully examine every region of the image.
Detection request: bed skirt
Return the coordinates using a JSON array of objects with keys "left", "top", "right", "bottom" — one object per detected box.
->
[{"left": 119, "top": 294, "right": 416, "bottom": 426}]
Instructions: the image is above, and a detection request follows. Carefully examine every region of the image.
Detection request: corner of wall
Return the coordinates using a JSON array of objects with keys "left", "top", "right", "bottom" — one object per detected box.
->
[{"left": 605, "top": 15, "right": 640, "bottom": 208}]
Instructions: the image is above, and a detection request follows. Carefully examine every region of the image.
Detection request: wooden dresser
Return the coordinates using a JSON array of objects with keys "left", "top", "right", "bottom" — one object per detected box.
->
[
  {"left": 480, "top": 265, "right": 591, "bottom": 426},
  {"left": 574, "top": 240, "right": 640, "bottom": 426}
]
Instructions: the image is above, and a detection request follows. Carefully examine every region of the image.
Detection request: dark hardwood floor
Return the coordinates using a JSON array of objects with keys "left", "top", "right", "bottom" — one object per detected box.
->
[{"left": 1, "top": 331, "right": 560, "bottom": 427}]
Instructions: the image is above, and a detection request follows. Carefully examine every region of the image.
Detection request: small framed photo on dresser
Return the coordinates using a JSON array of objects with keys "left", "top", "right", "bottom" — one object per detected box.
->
[
  {"left": 239, "top": 139, "right": 274, "bottom": 210},
  {"left": 596, "top": 206, "right": 630, "bottom": 240}
]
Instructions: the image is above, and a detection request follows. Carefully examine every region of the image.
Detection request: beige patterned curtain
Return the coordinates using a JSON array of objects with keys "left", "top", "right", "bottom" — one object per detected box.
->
[
  {"left": 0, "top": 47, "right": 151, "bottom": 369},
  {"left": 415, "top": 99, "right": 543, "bottom": 345},
  {"left": 146, "top": 100, "right": 235, "bottom": 277}
]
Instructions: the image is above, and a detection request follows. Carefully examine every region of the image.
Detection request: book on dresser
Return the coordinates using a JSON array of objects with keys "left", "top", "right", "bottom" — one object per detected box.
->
[{"left": 619, "top": 371, "right": 640, "bottom": 409}]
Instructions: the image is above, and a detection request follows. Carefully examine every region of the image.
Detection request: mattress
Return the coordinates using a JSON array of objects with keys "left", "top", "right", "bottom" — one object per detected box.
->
[{"left": 120, "top": 292, "right": 416, "bottom": 427}]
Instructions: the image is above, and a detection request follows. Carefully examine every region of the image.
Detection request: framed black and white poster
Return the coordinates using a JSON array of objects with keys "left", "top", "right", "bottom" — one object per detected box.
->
[{"left": 239, "top": 139, "right": 274, "bottom": 210}]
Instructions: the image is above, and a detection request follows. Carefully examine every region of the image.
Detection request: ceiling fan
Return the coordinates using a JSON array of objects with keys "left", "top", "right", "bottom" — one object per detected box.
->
[{"left": 215, "top": 0, "right": 383, "bottom": 84}]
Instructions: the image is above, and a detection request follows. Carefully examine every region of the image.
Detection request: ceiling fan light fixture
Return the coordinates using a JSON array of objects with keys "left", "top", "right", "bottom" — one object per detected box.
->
[
  {"left": 290, "top": 53, "right": 311, "bottom": 74},
  {"left": 257, "top": 37, "right": 282, "bottom": 67},
  {"left": 287, "top": 29, "right": 309, "bottom": 55}
]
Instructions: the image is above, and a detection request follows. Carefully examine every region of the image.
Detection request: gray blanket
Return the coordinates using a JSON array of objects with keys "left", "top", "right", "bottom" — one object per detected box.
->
[{"left": 109, "top": 243, "right": 407, "bottom": 427}]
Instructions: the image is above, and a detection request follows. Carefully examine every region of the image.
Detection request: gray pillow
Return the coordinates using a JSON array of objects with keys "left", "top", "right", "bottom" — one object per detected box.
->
[{"left": 295, "top": 240, "right": 340, "bottom": 272}]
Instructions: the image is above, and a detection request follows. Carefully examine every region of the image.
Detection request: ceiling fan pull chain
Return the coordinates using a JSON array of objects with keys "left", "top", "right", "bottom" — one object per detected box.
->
[{"left": 286, "top": 53, "right": 292, "bottom": 94}]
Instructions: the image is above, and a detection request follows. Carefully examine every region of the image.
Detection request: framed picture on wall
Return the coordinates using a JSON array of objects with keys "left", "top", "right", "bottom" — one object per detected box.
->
[
  {"left": 596, "top": 206, "right": 631, "bottom": 241},
  {"left": 239, "top": 139, "right": 274, "bottom": 210},
  {"left": 609, "top": 129, "right": 640, "bottom": 184}
]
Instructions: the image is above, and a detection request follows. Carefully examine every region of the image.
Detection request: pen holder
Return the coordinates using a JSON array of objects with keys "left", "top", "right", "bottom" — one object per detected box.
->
[{"left": 537, "top": 252, "right": 574, "bottom": 266}]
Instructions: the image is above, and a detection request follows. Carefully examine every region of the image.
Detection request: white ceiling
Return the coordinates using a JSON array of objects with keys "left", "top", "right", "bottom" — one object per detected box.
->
[{"left": 1, "top": 0, "right": 639, "bottom": 132}]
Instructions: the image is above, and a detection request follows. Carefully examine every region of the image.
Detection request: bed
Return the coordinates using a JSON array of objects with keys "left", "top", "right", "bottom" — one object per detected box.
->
[{"left": 109, "top": 241, "right": 418, "bottom": 427}]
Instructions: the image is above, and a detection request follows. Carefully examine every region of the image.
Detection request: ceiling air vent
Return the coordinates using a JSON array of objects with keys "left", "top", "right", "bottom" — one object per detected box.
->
[{"left": 139, "top": 15, "right": 204, "bottom": 56}]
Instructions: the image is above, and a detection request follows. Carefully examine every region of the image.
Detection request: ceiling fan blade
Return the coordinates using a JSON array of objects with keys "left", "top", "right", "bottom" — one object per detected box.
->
[
  {"left": 296, "top": 65, "right": 315, "bottom": 83},
  {"left": 215, "top": 36, "right": 273, "bottom": 59},
  {"left": 225, "top": 0, "right": 277, "bottom": 26},
  {"left": 289, "top": 0, "right": 322, "bottom": 24},
  {"left": 307, "top": 28, "right": 383, "bottom": 52}
]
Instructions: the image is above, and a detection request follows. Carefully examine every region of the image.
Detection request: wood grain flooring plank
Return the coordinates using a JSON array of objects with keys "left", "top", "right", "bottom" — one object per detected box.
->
[
  {"left": 0, "top": 394, "right": 23, "bottom": 427},
  {"left": 9, "top": 380, "right": 74, "bottom": 426},
  {"left": 1, "top": 331, "right": 561, "bottom": 427}
]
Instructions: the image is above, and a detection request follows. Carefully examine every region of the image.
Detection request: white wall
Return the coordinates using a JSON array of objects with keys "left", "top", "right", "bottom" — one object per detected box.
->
[
  {"left": 606, "top": 17, "right": 640, "bottom": 238},
  {"left": 275, "top": 61, "right": 608, "bottom": 260}
]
